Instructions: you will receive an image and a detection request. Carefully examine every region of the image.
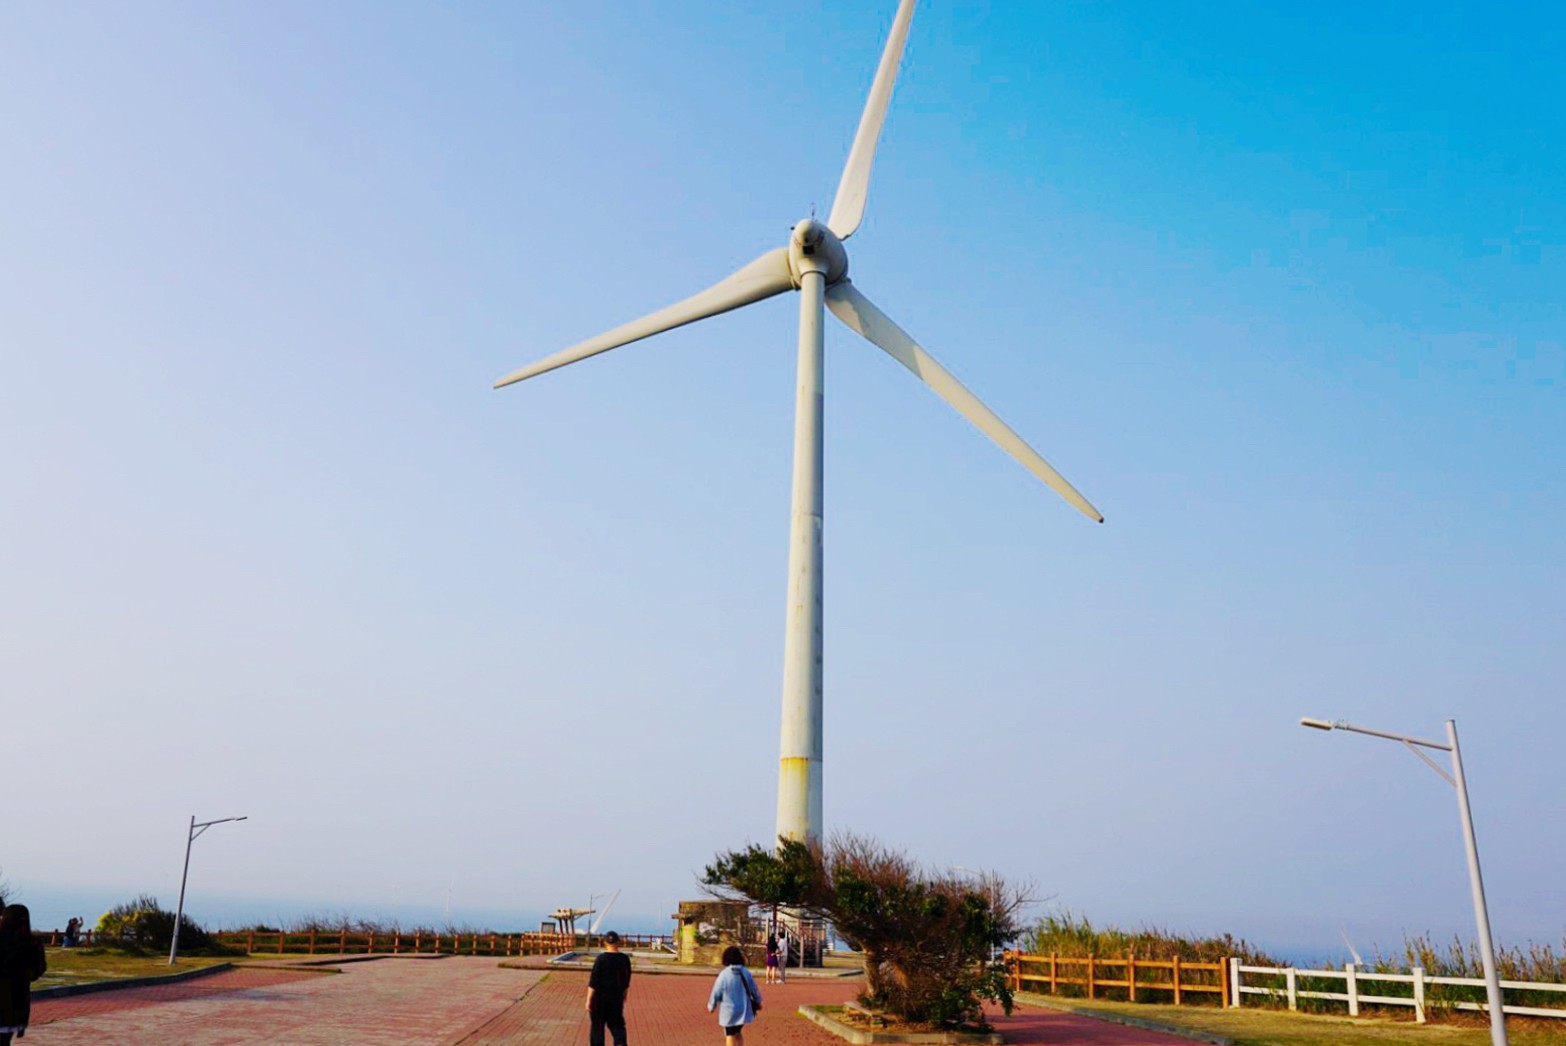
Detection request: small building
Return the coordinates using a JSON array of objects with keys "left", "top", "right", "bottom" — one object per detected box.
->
[
  {"left": 671, "top": 900, "right": 765, "bottom": 966},
  {"left": 671, "top": 900, "right": 825, "bottom": 967}
]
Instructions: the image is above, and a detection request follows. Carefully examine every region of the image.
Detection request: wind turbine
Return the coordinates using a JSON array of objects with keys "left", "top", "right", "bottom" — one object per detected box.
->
[
  {"left": 589, "top": 889, "right": 622, "bottom": 936},
  {"left": 495, "top": 0, "right": 1102, "bottom": 846}
]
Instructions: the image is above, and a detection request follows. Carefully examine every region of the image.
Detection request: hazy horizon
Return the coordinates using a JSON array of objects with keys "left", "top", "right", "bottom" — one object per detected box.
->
[{"left": 16, "top": 883, "right": 1428, "bottom": 968}]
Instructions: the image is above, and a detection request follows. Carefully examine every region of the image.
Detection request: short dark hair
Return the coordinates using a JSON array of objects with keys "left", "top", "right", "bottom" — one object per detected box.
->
[
  {"left": 0, "top": 904, "right": 32, "bottom": 939},
  {"left": 721, "top": 945, "right": 746, "bottom": 967},
  {"left": 603, "top": 931, "right": 621, "bottom": 945}
]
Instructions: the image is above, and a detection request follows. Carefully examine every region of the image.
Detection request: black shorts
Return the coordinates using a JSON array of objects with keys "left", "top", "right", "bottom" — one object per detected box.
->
[{"left": 724, "top": 1025, "right": 744, "bottom": 1036}]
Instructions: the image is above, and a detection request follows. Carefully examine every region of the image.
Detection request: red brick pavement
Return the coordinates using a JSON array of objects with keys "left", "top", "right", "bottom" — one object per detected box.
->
[
  {"left": 988, "top": 1004, "right": 1203, "bottom": 1045},
  {"left": 27, "top": 957, "right": 1199, "bottom": 1045},
  {"left": 33, "top": 966, "right": 320, "bottom": 1023},
  {"left": 30, "top": 956, "right": 545, "bottom": 1045},
  {"left": 459, "top": 969, "right": 861, "bottom": 1044},
  {"left": 464, "top": 969, "right": 1200, "bottom": 1046}
]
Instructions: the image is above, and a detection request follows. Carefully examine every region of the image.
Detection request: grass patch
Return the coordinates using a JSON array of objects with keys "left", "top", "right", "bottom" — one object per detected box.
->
[
  {"left": 37, "top": 948, "right": 232, "bottom": 990},
  {"left": 1018, "top": 994, "right": 1566, "bottom": 1045}
]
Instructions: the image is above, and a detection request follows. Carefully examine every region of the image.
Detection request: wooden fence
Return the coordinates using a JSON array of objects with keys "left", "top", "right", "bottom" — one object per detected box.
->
[
  {"left": 1232, "top": 962, "right": 1566, "bottom": 1022},
  {"left": 1005, "top": 952, "right": 1566, "bottom": 1024},
  {"left": 209, "top": 930, "right": 678, "bottom": 957},
  {"left": 209, "top": 930, "right": 576, "bottom": 957},
  {"left": 38, "top": 928, "right": 668, "bottom": 957},
  {"left": 38, "top": 930, "right": 102, "bottom": 947},
  {"left": 1004, "top": 951, "right": 1229, "bottom": 1006}
]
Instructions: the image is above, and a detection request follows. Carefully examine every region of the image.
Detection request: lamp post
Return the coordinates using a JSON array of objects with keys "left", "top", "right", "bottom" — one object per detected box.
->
[
  {"left": 169, "top": 815, "right": 247, "bottom": 965},
  {"left": 1300, "top": 717, "right": 1507, "bottom": 1046}
]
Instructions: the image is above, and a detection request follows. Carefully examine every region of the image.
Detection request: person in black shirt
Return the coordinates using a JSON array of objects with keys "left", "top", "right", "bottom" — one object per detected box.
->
[
  {"left": 585, "top": 930, "right": 632, "bottom": 1046},
  {"left": 0, "top": 905, "right": 47, "bottom": 1045}
]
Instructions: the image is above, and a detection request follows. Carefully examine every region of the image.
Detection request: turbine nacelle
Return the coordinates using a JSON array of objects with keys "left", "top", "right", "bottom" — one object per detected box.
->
[{"left": 789, "top": 218, "right": 848, "bottom": 286}]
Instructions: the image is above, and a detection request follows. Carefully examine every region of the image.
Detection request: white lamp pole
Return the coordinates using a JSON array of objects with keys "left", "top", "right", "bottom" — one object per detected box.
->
[
  {"left": 1300, "top": 717, "right": 1507, "bottom": 1046},
  {"left": 169, "top": 814, "right": 247, "bottom": 965}
]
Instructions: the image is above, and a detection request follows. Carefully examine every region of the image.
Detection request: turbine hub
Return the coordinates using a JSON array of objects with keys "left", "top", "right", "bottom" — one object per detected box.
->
[{"left": 788, "top": 218, "right": 848, "bottom": 286}]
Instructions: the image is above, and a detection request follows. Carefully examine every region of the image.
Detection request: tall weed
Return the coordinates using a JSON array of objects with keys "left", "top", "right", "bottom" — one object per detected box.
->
[{"left": 1025, "top": 910, "right": 1280, "bottom": 965}]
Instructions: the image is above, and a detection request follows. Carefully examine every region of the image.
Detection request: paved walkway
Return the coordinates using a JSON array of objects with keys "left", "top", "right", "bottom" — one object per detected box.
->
[
  {"left": 29, "top": 956, "right": 1197, "bottom": 1045},
  {"left": 31, "top": 957, "right": 544, "bottom": 1044},
  {"left": 460, "top": 967, "right": 862, "bottom": 1045}
]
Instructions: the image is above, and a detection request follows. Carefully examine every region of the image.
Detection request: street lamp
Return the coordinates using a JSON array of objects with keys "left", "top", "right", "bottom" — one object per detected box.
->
[
  {"left": 1300, "top": 717, "right": 1507, "bottom": 1046},
  {"left": 169, "top": 814, "right": 247, "bottom": 965}
]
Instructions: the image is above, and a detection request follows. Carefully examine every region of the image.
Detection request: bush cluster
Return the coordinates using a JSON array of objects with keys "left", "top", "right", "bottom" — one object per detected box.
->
[
  {"left": 220, "top": 914, "right": 480, "bottom": 938},
  {"left": 94, "top": 894, "right": 219, "bottom": 954},
  {"left": 705, "top": 832, "right": 1025, "bottom": 1030}
]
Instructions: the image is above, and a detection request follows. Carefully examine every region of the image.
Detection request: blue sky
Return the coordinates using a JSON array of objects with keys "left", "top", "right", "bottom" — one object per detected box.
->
[{"left": 2, "top": 1, "right": 1560, "bottom": 959}]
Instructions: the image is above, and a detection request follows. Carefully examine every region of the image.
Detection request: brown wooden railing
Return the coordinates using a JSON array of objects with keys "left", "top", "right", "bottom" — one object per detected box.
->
[
  {"left": 37, "top": 928, "right": 669, "bottom": 956},
  {"left": 208, "top": 930, "right": 671, "bottom": 957},
  {"left": 210, "top": 930, "right": 578, "bottom": 957},
  {"left": 1005, "top": 950, "right": 1230, "bottom": 1007}
]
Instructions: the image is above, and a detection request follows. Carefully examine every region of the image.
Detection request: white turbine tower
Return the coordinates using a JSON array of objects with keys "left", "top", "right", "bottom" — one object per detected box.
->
[{"left": 495, "top": 0, "right": 1102, "bottom": 846}]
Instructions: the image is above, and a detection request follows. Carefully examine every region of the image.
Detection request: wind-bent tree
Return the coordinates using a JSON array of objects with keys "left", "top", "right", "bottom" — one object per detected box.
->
[
  {"left": 702, "top": 836, "right": 825, "bottom": 936},
  {"left": 704, "top": 832, "right": 1029, "bottom": 1029}
]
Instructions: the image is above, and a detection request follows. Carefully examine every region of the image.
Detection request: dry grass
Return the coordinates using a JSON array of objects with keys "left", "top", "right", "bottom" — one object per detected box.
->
[
  {"left": 1020, "top": 994, "right": 1566, "bottom": 1046},
  {"left": 1389, "top": 933, "right": 1566, "bottom": 983},
  {"left": 37, "top": 947, "right": 232, "bottom": 990},
  {"left": 1026, "top": 910, "right": 1280, "bottom": 966}
]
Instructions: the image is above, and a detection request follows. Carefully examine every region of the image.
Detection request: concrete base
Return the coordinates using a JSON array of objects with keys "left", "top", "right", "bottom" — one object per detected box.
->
[{"left": 799, "top": 1004, "right": 1005, "bottom": 1044}]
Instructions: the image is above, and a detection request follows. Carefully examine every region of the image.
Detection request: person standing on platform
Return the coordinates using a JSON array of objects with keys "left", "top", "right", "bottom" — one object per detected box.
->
[
  {"left": 763, "top": 932, "right": 780, "bottom": 984},
  {"left": 585, "top": 930, "right": 632, "bottom": 1046}
]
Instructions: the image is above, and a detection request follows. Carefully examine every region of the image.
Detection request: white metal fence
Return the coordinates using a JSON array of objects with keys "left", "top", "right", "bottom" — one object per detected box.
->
[{"left": 1231, "top": 962, "right": 1566, "bottom": 1022}]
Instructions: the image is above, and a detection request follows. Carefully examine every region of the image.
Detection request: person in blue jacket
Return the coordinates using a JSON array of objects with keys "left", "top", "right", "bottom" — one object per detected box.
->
[{"left": 706, "top": 944, "right": 761, "bottom": 1045}]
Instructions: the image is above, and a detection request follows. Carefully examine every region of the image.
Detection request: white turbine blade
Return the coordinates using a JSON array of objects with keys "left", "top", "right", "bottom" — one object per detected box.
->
[
  {"left": 494, "top": 247, "right": 794, "bottom": 388},
  {"left": 589, "top": 889, "right": 621, "bottom": 934},
  {"left": 826, "top": 0, "right": 917, "bottom": 240},
  {"left": 825, "top": 280, "right": 1103, "bottom": 522}
]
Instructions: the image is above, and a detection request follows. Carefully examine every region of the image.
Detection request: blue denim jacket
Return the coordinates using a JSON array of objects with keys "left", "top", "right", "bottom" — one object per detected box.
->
[{"left": 707, "top": 964, "right": 760, "bottom": 1026}]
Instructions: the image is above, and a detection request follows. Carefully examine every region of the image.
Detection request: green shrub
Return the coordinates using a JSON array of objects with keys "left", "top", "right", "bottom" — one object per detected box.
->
[{"left": 94, "top": 894, "right": 222, "bottom": 954}]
